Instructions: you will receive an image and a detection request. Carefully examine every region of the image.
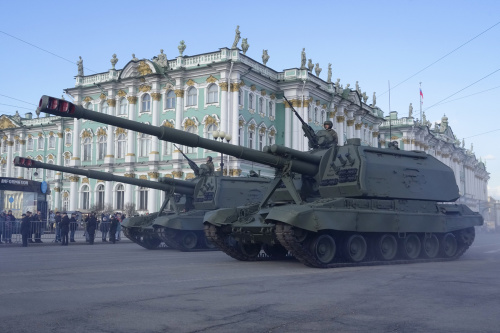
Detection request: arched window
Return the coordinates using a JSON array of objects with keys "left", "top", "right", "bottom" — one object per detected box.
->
[
  {"left": 314, "top": 107, "right": 318, "bottom": 122},
  {"left": 96, "top": 184, "right": 105, "bottom": 209},
  {"left": 269, "top": 134, "right": 274, "bottom": 146},
  {"left": 49, "top": 136, "right": 56, "bottom": 149},
  {"left": 269, "top": 101, "right": 274, "bottom": 117},
  {"left": 238, "top": 127, "right": 242, "bottom": 146},
  {"left": 321, "top": 110, "right": 326, "bottom": 123},
  {"left": 187, "top": 87, "right": 197, "bottom": 106},
  {"left": 258, "top": 130, "right": 265, "bottom": 151},
  {"left": 27, "top": 137, "right": 34, "bottom": 150},
  {"left": 185, "top": 126, "right": 196, "bottom": 153},
  {"left": 85, "top": 102, "right": 93, "bottom": 111},
  {"left": 64, "top": 153, "right": 70, "bottom": 166},
  {"left": 82, "top": 137, "right": 91, "bottom": 161},
  {"left": 249, "top": 93, "right": 254, "bottom": 109},
  {"left": 164, "top": 141, "right": 172, "bottom": 155},
  {"left": 116, "top": 184, "right": 124, "bottom": 210},
  {"left": 65, "top": 132, "right": 72, "bottom": 145},
  {"left": 139, "top": 133, "right": 151, "bottom": 157},
  {"left": 81, "top": 185, "right": 90, "bottom": 210},
  {"left": 101, "top": 101, "right": 108, "bottom": 114},
  {"left": 119, "top": 98, "right": 128, "bottom": 115},
  {"left": 207, "top": 84, "right": 218, "bottom": 104},
  {"left": 248, "top": 130, "right": 254, "bottom": 149},
  {"left": 62, "top": 194, "right": 69, "bottom": 211},
  {"left": 165, "top": 90, "right": 175, "bottom": 109},
  {"left": 116, "top": 134, "right": 126, "bottom": 158},
  {"left": 206, "top": 124, "right": 217, "bottom": 140},
  {"left": 98, "top": 135, "right": 107, "bottom": 160},
  {"left": 37, "top": 137, "right": 44, "bottom": 150},
  {"left": 259, "top": 97, "right": 264, "bottom": 115},
  {"left": 46, "top": 160, "right": 54, "bottom": 178},
  {"left": 141, "top": 94, "right": 151, "bottom": 112},
  {"left": 139, "top": 187, "right": 148, "bottom": 210}
]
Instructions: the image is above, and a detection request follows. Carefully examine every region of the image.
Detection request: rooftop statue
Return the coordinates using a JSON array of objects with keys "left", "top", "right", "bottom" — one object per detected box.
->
[
  {"left": 231, "top": 25, "right": 241, "bottom": 49},
  {"left": 261, "top": 49, "right": 269, "bottom": 65},
  {"left": 314, "top": 63, "right": 322, "bottom": 77},
  {"left": 77, "top": 56, "right": 84, "bottom": 76},
  {"left": 327, "top": 63, "right": 332, "bottom": 83},
  {"left": 241, "top": 38, "right": 249, "bottom": 55},
  {"left": 372, "top": 92, "right": 377, "bottom": 107},
  {"left": 301, "top": 48, "right": 306, "bottom": 69},
  {"left": 178, "top": 40, "right": 186, "bottom": 56},
  {"left": 307, "top": 59, "right": 313, "bottom": 72},
  {"left": 132, "top": 54, "right": 139, "bottom": 61},
  {"left": 356, "top": 81, "right": 361, "bottom": 94},
  {"left": 154, "top": 49, "right": 168, "bottom": 67},
  {"left": 362, "top": 92, "right": 368, "bottom": 103},
  {"left": 110, "top": 54, "right": 118, "bottom": 69}
]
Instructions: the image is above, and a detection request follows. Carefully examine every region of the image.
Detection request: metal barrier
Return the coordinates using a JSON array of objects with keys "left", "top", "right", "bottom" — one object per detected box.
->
[{"left": 0, "top": 220, "right": 124, "bottom": 244}]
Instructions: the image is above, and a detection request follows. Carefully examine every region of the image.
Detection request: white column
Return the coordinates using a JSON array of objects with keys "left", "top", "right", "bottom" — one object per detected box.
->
[
  {"left": 69, "top": 177, "right": 79, "bottom": 211},
  {"left": 284, "top": 99, "right": 292, "bottom": 148},
  {"left": 125, "top": 96, "right": 137, "bottom": 163},
  {"left": 150, "top": 92, "right": 161, "bottom": 162},
  {"left": 71, "top": 118, "right": 81, "bottom": 166},
  {"left": 292, "top": 99, "right": 300, "bottom": 150},
  {"left": 336, "top": 114, "right": 345, "bottom": 146},
  {"left": 104, "top": 180, "right": 113, "bottom": 208},
  {"left": 231, "top": 82, "right": 240, "bottom": 147},
  {"left": 173, "top": 88, "right": 184, "bottom": 160},
  {"left": 125, "top": 183, "right": 134, "bottom": 207},
  {"left": 147, "top": 173, "right": 159, "bottom": 213},
  {"left": 6, "top": 134, "right": 13, "bottom": 177},
  {"left": 105, "top": 97, "right": 115, "bottom": 164}
]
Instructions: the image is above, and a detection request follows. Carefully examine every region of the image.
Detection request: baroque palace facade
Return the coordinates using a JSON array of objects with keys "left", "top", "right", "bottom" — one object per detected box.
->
[{"left": 0, "top": 38, "right": 489, "bottom": 215}]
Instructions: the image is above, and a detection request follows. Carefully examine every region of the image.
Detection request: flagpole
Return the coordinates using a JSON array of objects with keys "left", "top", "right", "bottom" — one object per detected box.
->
[{"left": 419, "top": 82, "right": 422, "bottom": 125}]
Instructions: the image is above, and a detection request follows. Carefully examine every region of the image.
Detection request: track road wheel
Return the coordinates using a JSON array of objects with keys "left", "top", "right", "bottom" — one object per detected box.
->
[
  {"left": 441, "top": 233, "right": 458, "bottom": 258},
  {"left": 310, "top": 234, "right": 336, "bottom": 265},
  {"left": 345, "top": 234, "right": 367, "bottom": 262},
  {"left": 238, "top": 242, "right": 261, "bottom": 259},
  {"left": 401, "top": 234, "right": 421, "bottom": 259},
  {"left": 376, "top": 234, "right": 398, "bottom": 261},
  {"left": 142, "top": 235, "right": 161, "bottom": 250},
  {"left": 421, "top": 234, "right": 439, "bottom": 258},
  {"left": 180, "top": 231, "right": 198, "bottom": 250},
  {"left": 203, "top": 235, "right": 217, "bottom": 249},
  {"left": 458, "top": 227, "right": 475, "bottom": 246}
]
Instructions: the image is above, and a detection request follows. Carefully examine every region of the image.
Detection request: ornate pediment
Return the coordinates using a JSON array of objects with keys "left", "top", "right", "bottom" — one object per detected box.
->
[
  {"left": 206, "top": 75, "right": 217, "bottom": 83},
  {"left": 0, "top": 116, "right": 17, "bottom": 130},
  {"left": 186, "top": 79, "right": 195, "bottom": 86},
  {"left": 117, "top": 90, "right": 127, "bottom": 97},
  {"left": 163, "top": 120, "right": 174, "bottom": 128}
]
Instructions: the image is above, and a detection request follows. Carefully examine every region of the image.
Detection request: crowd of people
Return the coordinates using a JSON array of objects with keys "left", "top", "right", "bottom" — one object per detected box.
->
[{"left": 1, "top": 210, "right": 126, "bottom": 247}]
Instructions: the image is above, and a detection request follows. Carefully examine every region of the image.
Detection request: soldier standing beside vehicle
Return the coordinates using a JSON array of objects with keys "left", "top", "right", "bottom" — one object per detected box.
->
[
  {"left": 32, "top": 210, "right": 44, "bottom": 243},
  {"left": 20, "top": 212, "right": 32, "bottom": 247},
  {"left": 109, "top": 214, "right": 119, "bottom": 244}
]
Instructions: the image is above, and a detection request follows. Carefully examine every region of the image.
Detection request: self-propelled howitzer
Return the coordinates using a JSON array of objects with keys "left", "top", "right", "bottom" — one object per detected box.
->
[
  {"left": 14, "top": 156, "right": 194, "bottom": 249},
  {"left": 39, "top": 95, "right": 483, "bottom": 267},
  {"left": 37, "top": 96, "right": 275, "bottom": 252}
]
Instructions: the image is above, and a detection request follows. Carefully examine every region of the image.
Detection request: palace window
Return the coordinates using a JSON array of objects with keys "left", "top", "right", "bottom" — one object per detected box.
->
[
  {"left": 116, "top": 134, "right": 126, "bottom": 158},
  {"left": 249, "top": 93, "right": 254, "bottom": 109},
  {"left": 49, "top": 136, "right": 56, "bottom": 149},
  {"left": 185, "top": 126, "right": 196, "bottom": 153},
  {"left": 207, "top": 84, "right": 218, "bottom": 104},
  {"left": 96, "top": 184, "right": 105, "bottom": 209},
  {"left": 248, "top": 131, "right": 254, "bottom": 149},
  {"left": 165, "top": 90, "right": 175, "bottom": 109},
  {"left": 206, "top": 124, "right": 216, "bottom": 141},
  {"left": 14, "top": 140, "right": 20, "bottom": 152},
  {"left": 1, "top": 164, "right": 7, "bottom": 177},
  {"left": 314, "top": 107, "right": 318, "bottom": 122},
  {"left": 37, "top": 137, "right": 44, "bottom": 150},
  {"left": 64, "top": 153, "right": 70, "bottom": 166},
  {"left": 259, "top": 97, "right": 264, "bottom": 115},
  {"left": 238, "top": 89, "right": 243, "bottom": 106},
  {"left": 141, "top": 94, "right": 151, "bottom": 112},
  {"left": 85, "top": 102, "right": 93, "bottom": 111},
  {"left": 1, "top": 142, "right": 6, "bottom": 153},
  {"left": 119, "top": 98, "right": 128, "bottom": 115},
  {"left": 269, "top": 101, "right": 274, "bottom": 117},
  {"left": 259, "top": 132, "right": 264, "bottom": 151},
  {"left": 139, "top": 133, "right": 151, "bottom": 157},
  {"left": 46, "top": 160, "right": 54, "bottom": 178},
  {"left": 139, "top": 187, "right": 148, "bottom": 210},
  {"left": 101, "top": 101, "right": 108, "bottom": 114},
  {"left": 238, "top": 127, "right": 242, "bottom": 146},
  {"left": 98, "top": 135, "right": 107, "bottom": 160},
  {"left": 321, "top": 110, "right": 326, "bottom": 123},
  {"left": 164, "top": 141, "right": 172, "bottom": 155},
  {"left": 116, "top": 184, "right": 124, "bottom": 210},
  {"left": 187, "top": 87, "right": 197, "bottom": 106},
  {"left": 65, "top": 132, "right": 72, "bottom": 145},
  {"left": 82, "top": 138, "right": 92, "bottom": 161},
  {"left": 27, "top": 137, "right": 33, "bottom": 150},
  {"left": 62, "top": 195, "right": 69, "bottom": 211},
  {"left": 269, "top": 135, "right": 274, "bottom": 146},
  {"left": 81, "top": 185, "right": 90, "bottom": 210}
]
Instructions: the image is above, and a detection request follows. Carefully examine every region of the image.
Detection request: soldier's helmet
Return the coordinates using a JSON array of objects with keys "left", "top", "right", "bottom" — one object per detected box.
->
[{"left": 324, "top": 120, "right": 333, "bottom": 128}]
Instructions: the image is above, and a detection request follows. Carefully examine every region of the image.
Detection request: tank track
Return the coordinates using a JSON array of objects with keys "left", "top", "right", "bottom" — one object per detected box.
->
[
  {"left": 123, "top": 228, "right": 162, "bottom": 250},
  {"left": 275, "top": 222, "right": 474, "bottom": 268},
  {"left": 204, "top": 224, "right": 292, "bottom": 261}
]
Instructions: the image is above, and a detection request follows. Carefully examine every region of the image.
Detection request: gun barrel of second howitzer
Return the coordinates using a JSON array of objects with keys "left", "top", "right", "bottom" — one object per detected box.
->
[
  {"left": 39, "top": 96, "right": 319, "bottom": 176},
  {"left": 13, "top": 157, "right": 194, "bottom": 195}
]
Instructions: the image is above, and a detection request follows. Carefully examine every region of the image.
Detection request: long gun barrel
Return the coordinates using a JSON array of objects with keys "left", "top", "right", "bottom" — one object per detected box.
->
[
  {"left": 37, "top": 96, "right": 319, "bottom": 176},
  {"left": 283, "top": 96, "right": 319, "bottom": 149},
  {"left": 14, "top": 156, "right": 195, "bottom": 195}
]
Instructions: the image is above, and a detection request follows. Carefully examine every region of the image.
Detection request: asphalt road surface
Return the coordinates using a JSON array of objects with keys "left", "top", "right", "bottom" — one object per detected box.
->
[{"left": 1, "top": 231, "right": 499, "bottom": 333}]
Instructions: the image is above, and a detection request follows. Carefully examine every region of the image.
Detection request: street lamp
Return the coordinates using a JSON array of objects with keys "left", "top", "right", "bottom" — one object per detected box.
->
[{"left": 212, "top": 130, "right": 232, "bottom": 173}]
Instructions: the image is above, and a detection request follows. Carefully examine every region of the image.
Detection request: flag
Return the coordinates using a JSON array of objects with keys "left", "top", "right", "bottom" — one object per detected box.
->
[{"left": 420, "top": 88, "right": 424, "bottom": 99}]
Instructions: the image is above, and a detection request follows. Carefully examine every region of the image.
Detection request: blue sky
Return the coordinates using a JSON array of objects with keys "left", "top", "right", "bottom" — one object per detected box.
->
[{"left": 1, "top": 0, "right": 499, "bottom": 198}]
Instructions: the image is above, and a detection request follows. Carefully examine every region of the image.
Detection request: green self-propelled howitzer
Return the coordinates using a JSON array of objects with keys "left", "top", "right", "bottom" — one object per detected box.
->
[
  {"left": 36, "top": 96, "right": 275, "bottom": 252},
  {"left": 13, "top": 156, "right": 194, "bottom": 249},
  {"left": 39, "top": 95, "right": 483, "bottom": 267}
]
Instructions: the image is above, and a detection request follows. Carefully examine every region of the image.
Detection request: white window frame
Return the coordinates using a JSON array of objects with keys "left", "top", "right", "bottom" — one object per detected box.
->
[
  {"left": 165, "top": 90, "right": 175, "bottom": 109},
  {"left": 207, "top": 84, "right": 218, "bottom": 104},
  {"left": 141, "top": 94, "right": 151, "bottom": 113},
  {"left": 82, "top": 137, "right": 92, "bottom": 162},
  {"left": 119, "top": 98, "right": 128, "bottom": 115},
  {"left": 186, "top": 87, "right": 197, "bottom": 107},
  {"left": 98, "top": 135, "right": 106, "bottom": 160},
  {"left": 116, "top": 134, "right": 126, "bottom": 158}
]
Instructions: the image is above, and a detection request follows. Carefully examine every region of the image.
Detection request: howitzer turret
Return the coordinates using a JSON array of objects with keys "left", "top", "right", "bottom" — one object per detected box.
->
[{"left": 38, "top": 95, "right": 483, "bottom": 266}]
